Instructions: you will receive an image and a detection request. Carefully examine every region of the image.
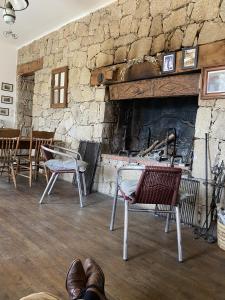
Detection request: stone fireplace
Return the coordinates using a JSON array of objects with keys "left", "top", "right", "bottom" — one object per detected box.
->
[{"left": 106, "top": 96, "right": 198, "bottom": 165}]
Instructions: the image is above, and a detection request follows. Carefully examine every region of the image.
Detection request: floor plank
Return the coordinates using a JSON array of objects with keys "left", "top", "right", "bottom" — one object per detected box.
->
[{"left": 0, "top": 177, "right": 224, "bottom": 300}]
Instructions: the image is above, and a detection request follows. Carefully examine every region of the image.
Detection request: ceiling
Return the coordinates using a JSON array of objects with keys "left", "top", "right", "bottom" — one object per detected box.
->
[{"left": 0, "top": 0, "right": 115, "bottom": 48}]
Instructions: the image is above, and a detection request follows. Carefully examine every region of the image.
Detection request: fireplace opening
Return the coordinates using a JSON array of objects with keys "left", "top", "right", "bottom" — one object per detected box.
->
[{"left": 107, "top": 96, "right": 198, "bottom": 166}]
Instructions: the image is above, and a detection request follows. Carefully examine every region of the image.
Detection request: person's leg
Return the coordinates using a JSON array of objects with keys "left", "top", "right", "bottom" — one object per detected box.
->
[
  {"left": 83, "top": 290, "right": 100, "bottom": 300},
  {"left": 66, "top": 259, "right": 86, "bottom": 300},
  {"left": 83, "top": 258, "right": 107, "bottom": 300}
]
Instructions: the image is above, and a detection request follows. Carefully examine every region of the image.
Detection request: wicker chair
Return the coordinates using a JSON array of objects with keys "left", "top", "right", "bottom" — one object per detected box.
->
[
  {"left": 110, "top": 165, "right": 183, "bottom": 262},
  {"left": 39, "top": 144, "right": 87, "bottom": 208}
]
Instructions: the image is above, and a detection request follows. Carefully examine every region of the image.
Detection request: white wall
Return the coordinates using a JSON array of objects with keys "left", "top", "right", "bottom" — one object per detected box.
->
[{"left": 0, "top": 41, "right": 17, "bottom": 128}]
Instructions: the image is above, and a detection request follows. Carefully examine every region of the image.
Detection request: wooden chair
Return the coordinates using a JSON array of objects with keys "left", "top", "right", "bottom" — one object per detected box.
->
[
  {"left": 110, "top": 165, "right": 183, "bottom": 262},
  {"left": 16, "top": 130, "right": 55, "bottom": 187},
  {"left": 0, "top": 128, "right": 20, "bottom": 188},
  {"left": 39, "top": 144, "right": 87, "bottom": 208}
]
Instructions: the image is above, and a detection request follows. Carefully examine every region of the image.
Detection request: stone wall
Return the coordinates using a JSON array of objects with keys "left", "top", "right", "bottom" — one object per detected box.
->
[{"left": 17, "top": 0, "right": 225, "bottom": 219}]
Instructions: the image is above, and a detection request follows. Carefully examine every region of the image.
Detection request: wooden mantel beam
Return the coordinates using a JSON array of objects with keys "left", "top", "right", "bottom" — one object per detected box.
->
[
  {"left": 90, "top": 40, "right": 225, "bottom": 86},
  {"left": 109, "top": 73, "right": 200, "bottom": 101},
  {"left": 17, "top": 58, "right": 44, "bottom": 76}
]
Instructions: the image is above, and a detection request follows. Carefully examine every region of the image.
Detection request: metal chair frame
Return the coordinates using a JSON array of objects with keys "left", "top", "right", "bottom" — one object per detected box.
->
[
  {"left": 110, "top": 165, "right": 183, "bottom": 262},
  {"left": 39, "top": 145, "right": 87, "bottom": 208}
]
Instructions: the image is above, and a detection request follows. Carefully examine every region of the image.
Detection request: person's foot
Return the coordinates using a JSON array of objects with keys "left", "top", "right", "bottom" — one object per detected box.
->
[
  {"left": 66, "top": 259, "right": 86, "bottom": 300},
  {"left": 83, "top": 258, "right": 107, "bottom": 300}
]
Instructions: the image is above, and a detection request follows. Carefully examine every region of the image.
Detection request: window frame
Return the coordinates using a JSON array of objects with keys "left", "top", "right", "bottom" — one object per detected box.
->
[{"left": 51, "top": 66, "right": 68, "bottom": 108}]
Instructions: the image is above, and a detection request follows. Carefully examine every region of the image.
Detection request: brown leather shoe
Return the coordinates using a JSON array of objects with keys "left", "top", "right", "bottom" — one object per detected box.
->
[
  {"left": 65, "top": 259, "right": 86, "bottom": 300},
  {"left": 83, "top": 258, "right": 106, "bottom": 300}
]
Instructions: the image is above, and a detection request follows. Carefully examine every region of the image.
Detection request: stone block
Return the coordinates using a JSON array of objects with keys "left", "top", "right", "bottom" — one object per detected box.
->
[
  {"left": 96, "top": 53, "right": 114, "bottom": 68},
  {"left": 95, "top": 87, "right": 106, "bottom": 102},
  {"left": 122, "top": 0, "right": 136, "bottom": 15},
  {"left": 163, "top": 7, "right": 187, "bottom": 33},
  {"left": 138, "top": 18, "right": 151, "bottom": 38},
  {"left": 150, "top": 0, "right": 171, "bottom": 17},
  {"left": 211, "top": 109, "right": 225, "bottom": 140},
  {"left": 128, "top": 37, "right": 152, "bottom": 60},
  {"left": 182, "top": 23, "right": 199, "bottom": 47},
  {"left": 76, "top": 23, "right": 89, "bottom": 37},
  {"left": 79, "top": 67, "right": 91, "bottom": 85},
  {"left": 115, "top": 46, "right": 127, "bottom": 63},
  {"left": 93, "top": 123, "right": 104, "bottom": 139},
  {"left": 120, "top": 15, "right": 133, "bottom": 35},
  {"left": 114, "top": 34, "right": 136, "bottom": 47},
  {"left": 69, "top": 38, "right": 82, "bottom": 52},
  {"left": 149, "top": 15, "right": 163, "bottom": 37},
  {"left": 220, "top": 0, "right": 225, "bottom": 22},
  {"left": 109, "top": 20, "right": 120, "bottom": 38},
  {"left": 171, "top": 0, "right": 191, "bottom": 10},
  {"left": 69, "top": 68, "right": 81, "bottom": 86},
  {"left": 191, "top": 0, "right": 220, "bottom": 22},
  {"left": 88, "top": 44, "right": 101, "bottom": 61},
  {"left": 170, "top": 28, "right": 183, "bottom": 51},
  {"left": 198, "top": 22, "right": 225, "bottom": 45},
  {"left": 101, "top": 38, "right": 115, "bottom": 51},
  {"left": 74, "top": 125, "right": 93, "bottom": 141},
  {"left": 151, "top": 34, "right": 165, "bottom": 55},
  {"left": 81, "top": 86, "right": 95, "bottom": 102},
  {"left": 72, "top": 51, "right": 87, "bottom": 68},
  {"left": 135, "top": 0, "right": 150, "bottom": 18},
  {"left": 194, "top": 107, "right": 212, "bottom": 139}
]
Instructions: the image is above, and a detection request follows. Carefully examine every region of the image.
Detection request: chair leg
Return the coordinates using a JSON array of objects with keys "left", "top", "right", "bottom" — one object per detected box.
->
[
  {"left": 10, "top": 164, "right": 17, "bottom": 188},
  {"left": 123, "top": 200, "right": 129, "bottom": 261},
  {"left": 81, "top": 172, "right": 87, "bottom": 196},
  {"left": 76, "top": 170, "right": 83, "bottom": 208},
  {"left": 48, "top": 173, "right": 59, "bottom": 195},
  {"left": 29, "top": 161, "right": 32, "bottom": 187},
  {"left": 39, "top": 172, "right": 56, "bottom": 204},
  {"left": 165, "top": 212, "right": 171, "bottom": 233},
  {"left": 110, "top": 181, "right": 119, "bottom": 231},
  {"left": 175, "top": 206, "right": 183, "bottom": 262}
]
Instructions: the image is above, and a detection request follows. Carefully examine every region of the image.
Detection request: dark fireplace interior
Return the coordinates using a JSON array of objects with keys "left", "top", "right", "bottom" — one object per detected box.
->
[{"left": 108, "top": 96, "right": 198, "bottom": 165}]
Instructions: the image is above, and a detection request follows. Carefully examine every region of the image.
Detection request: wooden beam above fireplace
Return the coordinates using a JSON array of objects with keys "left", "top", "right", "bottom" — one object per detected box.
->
[{"left": 109, "top": 73, "right": 200, "bottom": 100}]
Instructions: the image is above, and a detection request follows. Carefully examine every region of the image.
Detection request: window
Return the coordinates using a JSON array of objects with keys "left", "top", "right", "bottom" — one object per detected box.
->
[{"left": 51, "top": 66, "right": 68, "bottom": 108}]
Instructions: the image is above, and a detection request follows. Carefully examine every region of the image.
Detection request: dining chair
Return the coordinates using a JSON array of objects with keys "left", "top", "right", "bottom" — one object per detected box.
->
[
  {"left": 39, "top": 144, "right": 88, "bottom": 208},
  {"left": 16, "top": 129, "right": 55, "bottom": 187},
  {"left": 0, "top": 128, "right": 20, "bottom": 188},
  {"left": 110, "top": 165, "right": 183, "bottom": 262}
]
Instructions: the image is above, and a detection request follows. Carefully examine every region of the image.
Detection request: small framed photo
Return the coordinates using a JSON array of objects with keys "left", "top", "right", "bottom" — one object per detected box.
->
[
  {"left": 182, "top": 46, "right": 198, "bottom": 69},
  {"left": 201, "top": 65, "right": 225, "bottom": 99},
  {"left": 1, "top": 82, "right": 13, "bottom": 92},
  {"left": 162, "top": 52, "right": 176, "bottom": 73},
  {"left": 1, "top": 95, "right": 13, "bottom": 104},
  {"left": 0, "top": 107, "right": 9, "bottom": 116}
]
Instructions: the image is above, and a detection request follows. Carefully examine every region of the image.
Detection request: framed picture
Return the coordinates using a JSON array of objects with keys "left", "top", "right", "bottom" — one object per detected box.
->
[
  {"left": 201, "top": 65, "right": 225, "bottom": 99},
  {"left": 1, "top": 82, "right": 13, "bottom": 92},
  {"left": 162, "top": 52, "right": 176, "bottom": 73},
  {"left": 1, "top": 95, "right": 13, "bottom": 104},
  {"left": 182, "top": 46, "right": 198, "bottom": 69},
  {"left": 0, "top": 107, "right": 9, "bottom": 116}
]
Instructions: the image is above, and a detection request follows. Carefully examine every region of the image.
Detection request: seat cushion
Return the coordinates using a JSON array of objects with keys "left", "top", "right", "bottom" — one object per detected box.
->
[
  {"left": 19, "top": 292, "right": 61, "bottom": 300},
  {"left": 45, "top": 159, "right": 87, "bottom": 172}
]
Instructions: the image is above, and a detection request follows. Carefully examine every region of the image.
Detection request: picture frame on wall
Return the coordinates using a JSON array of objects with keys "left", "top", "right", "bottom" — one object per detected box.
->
[
  {"left": 1, "top": 82, "right": 13, "bottom": 92},
  {"left": 201, "top": 65, "right": 225, "bottom": 99},
  {"left": 0, "top": 107, "right": 9, "bottom": 116},
  {"left": 182, "top": 46, "right": 198, "bottom": 69},
  {"left": 162, "top": 52, "right": 176, "bottom": 74},
  {"left": 1, "top": 95, "right": 13, "bottom": 104}
]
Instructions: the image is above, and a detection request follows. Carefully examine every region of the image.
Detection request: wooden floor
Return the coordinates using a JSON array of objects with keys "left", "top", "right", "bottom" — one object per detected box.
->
[{"left": 0, "top": 177, "right": 225, "bottom": 300}]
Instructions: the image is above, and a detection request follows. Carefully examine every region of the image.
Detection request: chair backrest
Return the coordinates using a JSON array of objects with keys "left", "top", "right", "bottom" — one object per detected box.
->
[
  {"left": 0, "top": 129, "right": 20, "bottom": 162},
  {"left": 29, "top": 130, "right": 55, "bottom": 161},
  {"left": 134, "top": 166, "right": 182, "bottom": 206}
]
